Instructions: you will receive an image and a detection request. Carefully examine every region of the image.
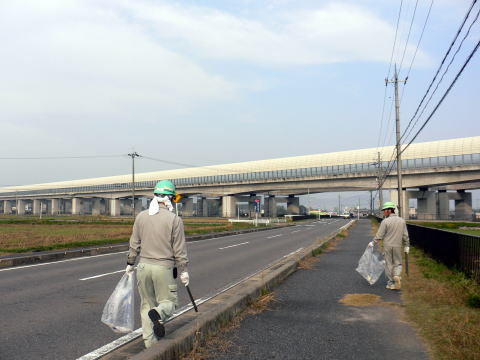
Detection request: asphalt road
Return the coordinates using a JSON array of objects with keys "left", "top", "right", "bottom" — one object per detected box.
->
[
  {"left": 210, "top": 220, "right": 428, "bottom": 360},
  {"left": 0, "top": 218, "right": 348, "bottom": 360}
]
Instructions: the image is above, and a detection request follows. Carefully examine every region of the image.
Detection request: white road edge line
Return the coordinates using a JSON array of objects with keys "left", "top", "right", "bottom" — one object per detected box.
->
[
  {"left": 291, "top": 230, "right": 302, "bottom": 233},
  {"left": 267, "top": 234, "right": 283, "bottom": 239},
  {"left": 218, "top": 242, "right": 249, "bottom": 250},
  {"left": 80, "top": 269, "right": 125, "bottom": 281},
  {"left": 77, "top": 245, "right": 306, "bottom": 360},
  {"left": 0, "top": 251, "right": 128, "bottom": 272},
  {"left": 0, "top": 232, "right": 262, "bottom": 273}
]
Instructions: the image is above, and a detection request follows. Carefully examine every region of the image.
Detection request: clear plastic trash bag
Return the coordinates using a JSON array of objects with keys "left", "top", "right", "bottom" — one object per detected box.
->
[
  {"left": 101, "top": 273, "right": 135, "bottom": 333},
  {"left": 356, "top": 245, "right": 385, "bottom": 285}
]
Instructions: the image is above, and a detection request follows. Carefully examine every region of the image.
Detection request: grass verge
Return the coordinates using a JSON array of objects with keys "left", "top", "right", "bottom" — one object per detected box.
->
[{"left": 402, "top": 246, "right": 480, "bottom": 359}]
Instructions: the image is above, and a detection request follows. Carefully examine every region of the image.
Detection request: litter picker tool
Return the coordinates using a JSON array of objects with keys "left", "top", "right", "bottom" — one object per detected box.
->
[{"left": 185, "top": 285, "right": 198, "bottom": 312}]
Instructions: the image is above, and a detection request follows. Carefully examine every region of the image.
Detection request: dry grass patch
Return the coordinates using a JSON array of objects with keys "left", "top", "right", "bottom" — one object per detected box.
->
[
  {"left": 0, "top": 219, "right": 261, "bottom": 255},
  {"left": 339, "top": 293, "right": 383, "bottom": 307},
  {"left": 182, "top": 291, "right": 276, "bottom": 360},
  {"left": 298, "top": 256, "right": 319, "bottom": 270}
]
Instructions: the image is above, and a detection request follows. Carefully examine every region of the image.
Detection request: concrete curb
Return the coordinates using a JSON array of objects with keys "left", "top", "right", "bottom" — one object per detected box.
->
[
  {"left": 101, "top": 220, "right": 357, "bottom": 360},
  {"left": 0, "top": 224, "right": 295, "bottom": 269}
]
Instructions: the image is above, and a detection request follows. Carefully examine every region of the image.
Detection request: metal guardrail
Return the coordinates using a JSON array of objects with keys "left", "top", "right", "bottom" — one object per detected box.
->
[{"left": 407, "top": 223, "right": 480, "bottom": 284}]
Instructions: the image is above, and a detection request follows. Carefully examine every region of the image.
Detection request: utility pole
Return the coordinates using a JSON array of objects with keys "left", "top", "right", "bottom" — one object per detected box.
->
[
  {"left": 128, "top": 151, "right": 140, "bottom": 219},
  {"left": 338, "top": 194, "right": 341, "bottom": 215},
  {"left": 369, "top": 190, "right": 373, "bottom": 214},
  {"left": 386, "top": 65, "right": 407, "bottom": 218},
  {"left": 358, "top": 197, "right": 360, "bottom": 220},
  {"left": 377, "top": 152, "right": 384, "bottom": 209}
]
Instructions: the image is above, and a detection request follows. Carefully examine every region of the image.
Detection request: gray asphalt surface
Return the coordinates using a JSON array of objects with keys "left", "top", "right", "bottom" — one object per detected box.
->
[
  {"left": 0, "top": 218, "right": 348, "bottom": 360},
  {"left": 210, "top": 220, "right": 429, "bottom": 360}
]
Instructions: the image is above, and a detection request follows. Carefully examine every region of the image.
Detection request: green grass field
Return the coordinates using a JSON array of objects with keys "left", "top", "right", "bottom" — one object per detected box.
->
[{"left": 411, "top": 221, "right": 480, "bottom": 236}]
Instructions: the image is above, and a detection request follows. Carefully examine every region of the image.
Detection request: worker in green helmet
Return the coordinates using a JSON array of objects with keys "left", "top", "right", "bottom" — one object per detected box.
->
[
  {"left": 125, "top": 180, "right": 189, "bottom": 348},
  {"left": 369, "top": 201, "right": 410, "bottom": 290}
]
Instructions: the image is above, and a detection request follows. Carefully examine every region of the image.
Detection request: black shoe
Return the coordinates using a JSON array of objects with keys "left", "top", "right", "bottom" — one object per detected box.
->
[{"left": 148, "top": 309, "right": 165, "bottom": 339}]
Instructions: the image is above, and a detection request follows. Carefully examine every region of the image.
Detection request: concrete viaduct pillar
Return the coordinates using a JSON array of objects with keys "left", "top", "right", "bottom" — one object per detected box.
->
[
  {"left": 264, "top": 195, "right": 277, "bottom": 218},
  {"left": 438, "top": 190, "right": 449, "bottom": 220},
  {"left": 51, "top": 199, "right": 60, "bottom": 215},
  {"left": 181, "top": 197, "right": 194, "bottom": 217},
  {"left": 33, "top": 199, "right": 41, "bottom": 216},
  {"left": 110, "top": 199, "right": 120, "bottom": 217},
  {"left": 72, "top": 198, "right": 83, "bottom": 215},
  {"left": 417, "top": 189, "right": 436, "bottom": 220},
  {"left": 454, "top": 190, "right": 472, "bottom": 220},
  {"left": 287, "top": 195, "right": 300, "bottom": 215},
  {"left": 136, "top": 199, "right": 143, "bottom": 214},
  {"left": 222, "top": 196, "right": 237, "bottom": 218},
  {"left": 17, "top": 200, "right": 26, "bottom": 215},
  {"left": 196, "top": 197, "right": 208, "bottom": 217},
  {"left": 92, "top": 198, "right": 103, "bottom": 216},
  {"left": 3, "top": 200, "right": 12, "bottom": 214}
]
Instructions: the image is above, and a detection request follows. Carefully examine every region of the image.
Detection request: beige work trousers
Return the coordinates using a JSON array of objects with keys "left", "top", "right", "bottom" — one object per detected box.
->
[
  {"left": 136, "top": 262, "right": 178, "bottom": 348},
  {"left": 383, "top": 246, "right": 403, "bottom": 285}
]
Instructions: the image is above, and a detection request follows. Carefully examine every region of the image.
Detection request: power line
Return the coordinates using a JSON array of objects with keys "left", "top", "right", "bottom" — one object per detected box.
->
[
  {"left": 378, "top": 0, "right": 405, "bottom": 150},
  {"left": 140, "top": 155, "right": 200, "bottom": 169},
  {"left": 401, "top": 38, "right": 480, "bottom": 155},
  {"left": 387, "top": 0, "right": 405, "bottom": 79},
  {"left": 378, "top": 38, "right": 479, "bottom": 189},
  {"left": 402, "top": 5, "right": 480, "bottom": 142},
  {"left": 140, "top": 154, "right": 244, "bottom": 174},
  {"left": 404, "top": 0, "right": 434, "bottom": 80},
  {"left": 398, "top": 0, "right": 420, "bottom": 75},
  {"left": 400, "top": 0, "right": 478, "bottom": 141},
  {"left": 0, "top": 154, "right": 126, "bottom": 160}
]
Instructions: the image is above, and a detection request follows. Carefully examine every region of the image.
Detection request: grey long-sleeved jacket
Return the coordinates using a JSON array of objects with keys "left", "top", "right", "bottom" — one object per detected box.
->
[
  {"left": 127, "top": 204, "right": 188, "bottom": 271},
  {"left": 374, "top": 213, "right": 410, "bottom": 248}
]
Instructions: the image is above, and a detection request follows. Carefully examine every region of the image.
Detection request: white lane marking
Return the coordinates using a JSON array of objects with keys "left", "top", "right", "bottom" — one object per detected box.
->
[
  {"left": 303, "top": 225, "right": 315, "bottom": 227},
  {"left": 282, "top": 247, "right": 304, "bottom": 258},
  {"left": 291, "top": 230, "right": 302, "bottom": 234},
  {"left": 77, "top": 245, "right": 309, "bottom": 360},
  {"left": 79, "top": 269, "right": 125, "bottom": 281},
  {"left": 0, "top": 251, "right": 128, "bottom": 272},
  {"left": 218, "top": 242, "right": 249, "bottom": 250},
  {"left": 267, "top": 234, "right": 283, "bottom": 239}
]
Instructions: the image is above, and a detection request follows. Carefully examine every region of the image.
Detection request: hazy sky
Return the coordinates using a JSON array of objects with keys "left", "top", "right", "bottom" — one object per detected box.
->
[{"left": 1, "top": 0, "right": 479, "bottom": 208}]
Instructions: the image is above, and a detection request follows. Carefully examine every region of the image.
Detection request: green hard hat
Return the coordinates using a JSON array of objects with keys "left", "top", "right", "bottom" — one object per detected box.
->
[
  {"left": 153, "top": 180, "right": 176, "bottom": 196},
  {"left": 381, "top": 201, "right": 396, "bottom": 210}
]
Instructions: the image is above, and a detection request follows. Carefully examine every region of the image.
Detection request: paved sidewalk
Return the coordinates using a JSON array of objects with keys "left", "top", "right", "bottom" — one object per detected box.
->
[{"left": 210, "top": 219, "right": 429, "bottom": 360}]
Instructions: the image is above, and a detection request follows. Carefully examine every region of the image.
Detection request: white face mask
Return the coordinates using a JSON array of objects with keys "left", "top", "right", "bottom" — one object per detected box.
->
[{"left": 148, "top": 195, "right": 174, "bottom": 215}]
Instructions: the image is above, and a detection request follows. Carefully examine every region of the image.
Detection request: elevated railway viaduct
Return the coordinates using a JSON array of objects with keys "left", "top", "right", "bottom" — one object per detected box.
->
[{"left": 1, "top": 137, "right": 479, "bottom": 220}]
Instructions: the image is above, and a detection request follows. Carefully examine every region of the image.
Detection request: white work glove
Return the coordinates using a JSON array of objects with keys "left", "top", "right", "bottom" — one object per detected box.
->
[
  {"left": 368, "top": 241, "right": 375, "bottom": 248},
  {"left": 404, "top": 246, "right": 410, "bottom": 254},
  {"left": 180, "top": 271, "right": 189, "bottom": 286},
  {"left": 125, "top": 265, "right": 135, "bottom": 274}
]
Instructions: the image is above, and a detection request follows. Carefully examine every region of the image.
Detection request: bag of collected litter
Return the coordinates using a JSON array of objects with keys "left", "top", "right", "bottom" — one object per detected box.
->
[
  {"left": 101, "top": 273, "right": 135, "bottom": 333},
  {"left": 356, "top": 245, "right": 385, "bottom": 285}
]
